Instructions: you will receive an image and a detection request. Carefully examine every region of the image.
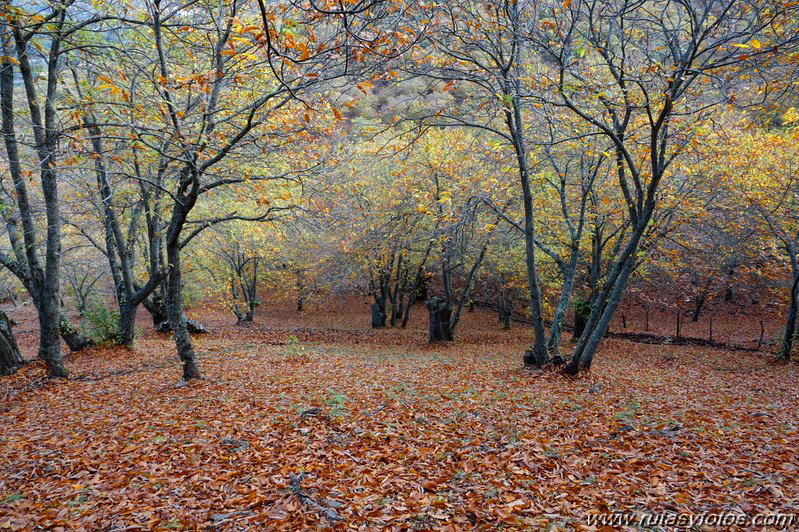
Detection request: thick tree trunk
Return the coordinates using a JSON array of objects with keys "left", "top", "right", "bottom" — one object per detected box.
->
[
  {"left": 38, "top": 199, "right": 67, "bottom": 378},
  {"left": 12, "top": 20, "right": 69, "bottom": 378},
  {"left": 0, "top": 310, "right": 23, "bottom": 376},
  {"left": 426, "top": 296, "right": 452, "bottom": 342},
  {"left": 118, "top": 301, "right": 137, "bottom": 347},
  {"left": 371, "top": 303, "right": 386, "bottom": 328},
  {"left": 1, "top": 26, "right": 68, "bottom": 378}
]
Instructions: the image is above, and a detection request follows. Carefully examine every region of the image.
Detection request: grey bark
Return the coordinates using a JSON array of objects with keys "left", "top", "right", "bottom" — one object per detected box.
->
[
  {"left": 503, "top": 2, "right": 547, "bottom": 367},
  {"left": 0, "top": 16, "right": 76, "bottom": 377}
]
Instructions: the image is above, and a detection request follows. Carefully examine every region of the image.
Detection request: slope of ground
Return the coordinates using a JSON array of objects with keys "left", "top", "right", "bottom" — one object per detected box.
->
[{"left": 1, "top": 298, "right": 798, "bottom": 530}]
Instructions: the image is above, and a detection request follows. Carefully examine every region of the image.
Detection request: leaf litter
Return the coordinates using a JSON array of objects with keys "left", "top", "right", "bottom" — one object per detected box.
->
[{"left": 1, "top": 303, "right": 798, "bottom": 530}]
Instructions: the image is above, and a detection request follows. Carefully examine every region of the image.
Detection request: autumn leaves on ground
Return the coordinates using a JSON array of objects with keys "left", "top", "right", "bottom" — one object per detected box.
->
[{"left": 1, "top": 300, "right": 798, "bottom": 531}]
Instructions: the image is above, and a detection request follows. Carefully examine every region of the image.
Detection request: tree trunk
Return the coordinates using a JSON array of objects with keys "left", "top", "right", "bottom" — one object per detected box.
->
[
  {"left": 117, "top": 301, "right": 137, "bottom": 347},
  {"left": 573, "top": 249, "right": 637, "bottom": 372},
  {"left": 425, "top": 296, "right": 452, "bottom": 342},
  {"left": 6, "top": 25, "right": 68, "bottom": 378},
  {"left": 692, "top": 294, "right": 705, "bottom": 322},
  {"left": 144, "top": 290, "right": 169, "bottom": 330},
  {"left": 59, "top": 316, "right": 93, "bottom": 352},
  {"left": 502, "top": 311, "right": 511, "bottom": 330},
  {"left": 517, "top": 146, "right": 547, "bottom": 368},
  {"left": 449, "top": 244, "right": 486, "bottom": 334},
  {"left": 709, "top": 314, "right": 714, "bottom": 342},
  {"left": 0, "top": 310, "right": 23, "bottom": 376},
  {"left": 401, "top": 243, "right": 434, "bottom": 328},
  {"left": 548, "top": 251, "right": 578, "bottom": 353},
  {"left": 165, "top": 243, "right": 201, "bottom": 380},
  {"left": 296, "top": 273, "right": 306, "bottom": 312},
  {"left": 371, "top": 303, "right": 386, "bottom": 328},
  {"left": 779, "top": 270, "right": 799, "bottom": 360},
  {"left": 415, "top": 274, "right": 429, "bottom": 302},
  {"left": 500, "top": 16, "right": 547, "bottom": 367},
  {"left": 499, "top": 288, "right": 515, "bottom": 331}
]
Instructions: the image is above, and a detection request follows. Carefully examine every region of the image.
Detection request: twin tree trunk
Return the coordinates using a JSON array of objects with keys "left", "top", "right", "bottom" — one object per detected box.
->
[{"left": 565, "top": 211, "right": 651, "bottom": 375}]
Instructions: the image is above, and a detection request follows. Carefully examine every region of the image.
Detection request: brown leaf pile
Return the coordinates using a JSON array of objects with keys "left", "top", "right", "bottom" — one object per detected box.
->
[{"left": 1, "top": 301, "right": 798, "bottom": 530}]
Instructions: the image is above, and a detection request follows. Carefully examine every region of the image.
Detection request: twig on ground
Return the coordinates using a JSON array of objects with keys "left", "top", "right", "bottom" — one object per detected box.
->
[{"left": 289, "top": 473, "right": 344, "bottom": 522}]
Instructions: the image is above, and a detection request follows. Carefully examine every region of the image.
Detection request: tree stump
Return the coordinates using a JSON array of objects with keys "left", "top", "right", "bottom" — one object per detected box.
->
[
  {"left": 0, "top": 310, "right": 24, "bottom": 376},
  {"left": 425, "top": 296, "right": 452, "bottom": 342}
]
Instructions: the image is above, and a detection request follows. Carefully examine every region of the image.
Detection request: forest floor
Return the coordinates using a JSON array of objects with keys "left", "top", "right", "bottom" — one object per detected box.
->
[{"left": 1, "top": 298, "right": 798, "bottom": 530}]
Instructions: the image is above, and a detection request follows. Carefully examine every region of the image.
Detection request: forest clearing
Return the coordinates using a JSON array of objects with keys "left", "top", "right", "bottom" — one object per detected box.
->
[{"left": 2, "top": 299, "right": 798, "bottom": 530}]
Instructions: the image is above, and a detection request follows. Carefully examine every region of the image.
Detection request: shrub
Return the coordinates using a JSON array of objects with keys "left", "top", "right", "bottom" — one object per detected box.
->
[{"left": 81, "top": 302, "right": 120, "bottom": 344}]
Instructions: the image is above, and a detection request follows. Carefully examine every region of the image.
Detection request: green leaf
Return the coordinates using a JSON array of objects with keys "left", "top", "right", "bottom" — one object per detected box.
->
[{"left": 4, "top": 493, "right": 23, "bottom": 503}]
